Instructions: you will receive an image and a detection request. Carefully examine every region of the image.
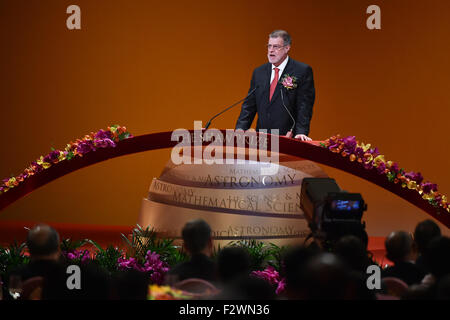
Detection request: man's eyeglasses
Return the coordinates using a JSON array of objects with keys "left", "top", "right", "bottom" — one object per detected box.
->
[{"left": 267, "top": 44, "right": 285, "bottom": 50}]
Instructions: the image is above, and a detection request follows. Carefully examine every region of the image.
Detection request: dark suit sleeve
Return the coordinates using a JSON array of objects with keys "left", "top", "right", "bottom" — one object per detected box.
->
[
  {"left": 294, "top": 66, "right": 315, "bottom": 136},
  {"left": 235, "top": 70, "right": 257, "bottom": 130}
]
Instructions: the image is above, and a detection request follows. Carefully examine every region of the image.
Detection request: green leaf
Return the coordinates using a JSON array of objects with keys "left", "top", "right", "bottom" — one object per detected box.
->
[{"left": 87, "top": 239, "right": 104, "bottom": 253}]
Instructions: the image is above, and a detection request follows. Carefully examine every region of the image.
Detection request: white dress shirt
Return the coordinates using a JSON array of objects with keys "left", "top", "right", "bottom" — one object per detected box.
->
[{"left": 270, "top": 56, "right": 289, "bottom": 83}]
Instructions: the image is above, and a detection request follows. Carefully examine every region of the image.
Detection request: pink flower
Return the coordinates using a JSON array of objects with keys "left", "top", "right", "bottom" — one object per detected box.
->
[
  {"left": 283, "top": 77, "right": 293, "bottom": 86},
  {"left": 280, "top": 74, "right": 297, "bottom": 89},
  {"left": 116, "top": 250, "right": 169, "bottom": 284},
  {"left": 275, "top": 278, "right": 286, "bottom": 295},
  {"left": 251, "top": 266, "right": 286, "bottom": 295},
  {"left": 64, "top": 249, "right": 91, "bottom": 264},
  {"left": 67, "top": 252, "right": 76, "bottom": 260},
  {"left": 94, "top": 138, "right": 116, "bottom": 149}
]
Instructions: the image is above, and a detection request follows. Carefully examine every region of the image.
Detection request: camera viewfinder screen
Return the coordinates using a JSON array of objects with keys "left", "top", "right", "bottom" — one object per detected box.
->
[{"left": 331, "top": 200, "right": 360, "bottom": 211}]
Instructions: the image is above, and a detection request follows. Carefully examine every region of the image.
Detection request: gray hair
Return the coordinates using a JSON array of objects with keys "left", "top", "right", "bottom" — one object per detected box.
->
[{"left": 269, "top": 30, "right": 291, "bottom": 46}]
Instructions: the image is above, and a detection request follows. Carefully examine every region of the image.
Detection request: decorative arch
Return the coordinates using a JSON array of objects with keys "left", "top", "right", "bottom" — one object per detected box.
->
[{"left": 1, "top": 130, "right": 448, "bottom": 228}]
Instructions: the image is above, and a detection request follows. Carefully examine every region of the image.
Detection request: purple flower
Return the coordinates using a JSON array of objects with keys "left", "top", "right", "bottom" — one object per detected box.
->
[
  {"left": 342, "top": 136, "right": 357, "bottom": 154},
  {"left": 376, "top": 162, "right": 386, "bottom": 174},
  {"left": 354, "top": 147, "right": 365, "bottom": 158},
  {"left": 19, "top": 172, "right": 29, "bottom": 180},
  {"left": 31, "top": 161, "right": 44, "bottom": 173},
  {"left": 94, "top": 129, "right": 113, "bottom": 140},
  {"left": 363, "top": 162, "right": 374, "bottom": 170},
  {"left": 118, "top": 257, "right": 139, "bottom": 270},
  {"left": 328, "top": 143, "right": 340, "bottom": 151},
  {"left": 421, "top": 182, "right": 438, "bottom": 194},
  {"left": 43, "top": 150, "right": 61, "bottom": 164},
  {"left": 404, "top": 171, "right": 424, "bottom": 184},
  {"left": 76, "top": 140, "right": 96, "bottom": 155},
  {"left": 94, "top": 138, "right": 116, "bottom": 149},
  {"left": 117, "top": 251, "right": 169, "bottom": 284},
  {"left": 67, "top": 252, "right": 76, "bottom": 260},
  {"left": 369, "top": 147, "right": 380, "bottom": 157},
  {"left": 275, "top": 278, "right": 286, "bottom": 295},
  {"left": 150, "top": 271, "right": 166, "bottom": 285},
  {"left": 390, "top": 162, "right": 399, "bottom": 174},
  {"left": 62, "top": 250, "right": 91, "bottom": 264},
  {"left": 251, "top": 266, "right": 286, "bottom": 295}
]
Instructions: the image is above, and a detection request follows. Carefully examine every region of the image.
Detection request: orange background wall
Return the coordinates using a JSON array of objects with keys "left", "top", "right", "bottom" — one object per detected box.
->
[{"left": 1, "top": 0, "right": 449, "bottom": 237}]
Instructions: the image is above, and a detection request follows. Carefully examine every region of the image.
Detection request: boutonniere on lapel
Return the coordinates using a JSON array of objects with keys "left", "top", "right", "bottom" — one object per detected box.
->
[{"left": 280, "top": 74, "right": 298, "bottom": 90}]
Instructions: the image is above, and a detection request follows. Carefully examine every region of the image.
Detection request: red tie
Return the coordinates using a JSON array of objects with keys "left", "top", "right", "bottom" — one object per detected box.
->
[{"left": 269, "top": 67, "right": 279, "bottom": 101}]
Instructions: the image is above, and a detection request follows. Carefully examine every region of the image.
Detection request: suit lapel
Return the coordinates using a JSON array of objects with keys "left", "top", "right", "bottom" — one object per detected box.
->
[{"left": 261, "top": 63, "right": 271, "bottom": 105}]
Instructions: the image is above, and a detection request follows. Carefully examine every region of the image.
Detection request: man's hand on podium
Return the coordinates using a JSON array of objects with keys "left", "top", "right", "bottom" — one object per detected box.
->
[
  {"left": 293, "top": 134, "right": 312, "bottom": 141},
  {"left": 236, "top": 129, "right": 312, "bottom": 141}
]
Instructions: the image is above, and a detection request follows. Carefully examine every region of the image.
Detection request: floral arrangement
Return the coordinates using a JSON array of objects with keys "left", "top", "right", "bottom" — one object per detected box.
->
[
  {"left": 62, "top": 249, "right": 91, "bottom": 264},
  {"left": 280, "top": 74, "right": 298, "bottom": 90},
  {"left": 118, "top": 250, "right": 169, "bottom": 285},
  {"left": 0, "top": 125, "right": 132, "bottom": 195},
  {"left": 147, "top": 284, "right": 192, "bottom": 300},
  {"left": 321, "top": 135, "right": 449, "bottom": 213},
  {"left": 251, "top": 266, "right": 286, "bottom": 295}
]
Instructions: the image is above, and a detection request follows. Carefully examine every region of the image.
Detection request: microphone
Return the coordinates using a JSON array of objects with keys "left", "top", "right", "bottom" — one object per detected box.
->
[
  {"left": 280, "top": 88, "right": 296, "bottom": 138},
  {"left": 204, "top": 86, "right": 258, "bottom": 130}
]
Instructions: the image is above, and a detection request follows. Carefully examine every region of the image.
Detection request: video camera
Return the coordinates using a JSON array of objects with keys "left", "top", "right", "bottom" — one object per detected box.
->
[{"left": 300, "top": 178, "right": 367, "bottom": 245}]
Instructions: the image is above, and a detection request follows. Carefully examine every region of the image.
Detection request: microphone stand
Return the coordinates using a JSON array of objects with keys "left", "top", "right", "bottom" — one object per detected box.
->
[{"left": 204, "top": 86, "right": 258, "bottom": 130}]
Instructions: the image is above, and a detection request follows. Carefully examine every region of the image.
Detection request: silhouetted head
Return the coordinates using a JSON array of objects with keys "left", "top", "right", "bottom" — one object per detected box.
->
[
  {"left": 300, "top": 253, "right": 352, "bottom": 299},
  {"left": 282, "top": 245, "right": 319, "bottom": 298},
  {"left": 424, "top": 236, "right": 450, "bottom": 279},
  {"left": 334, "top": 235, "right": 369, "bottom": 273},
  {"left": 26, "top": 224, "right": 60, "bottom": 260},
  {"left": 385, "top": 231, "right": 414, "bottom": 264},
  {"left": 414, "top": 220, "right": 441, "bottom": 254},
  {"left": 182, "top": 219, "right": 212, "bottom": 255},
  {"left": 217, "top": 246, "right": 251, "bottom": 283}
]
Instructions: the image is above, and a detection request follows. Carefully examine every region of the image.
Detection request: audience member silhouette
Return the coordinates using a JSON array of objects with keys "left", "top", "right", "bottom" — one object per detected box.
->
[
  {"left": 5, "top": 220, "right": 450, "bottom": 301},
  {"left": 165, "top": 219, "right": 216, "bottom": 284},
  {"left": 214, "top": 246, "right": 275, "bottom": 299},
  {"left": 113, "top": 269, "right": 149, "bottom": 300},
  {"left": 382, "top": 231, "right": 425, "bottom": 286},
  {"left": 334, "top": 235, "right": 371, "bottom": 274},
  {"left": 299, "top": 253, "right": 354, "bottom": 300},
  {"left": 13, "top": 224, "right": 69, "bottom": 299},
  {"left": 424, "top": 236, "right": 450, "bottom": 281},
  {"left": 413, "top": 220, "right": 441, "bottom": 274},
  {"left": 216, "top": 246, "right": 251, "bottom": 284},
  {"left": 281, "top": 245, "right": 319, "bottom": 299},
  {"left": 74, "top": 262, "right": 111, "bottom": 299}
]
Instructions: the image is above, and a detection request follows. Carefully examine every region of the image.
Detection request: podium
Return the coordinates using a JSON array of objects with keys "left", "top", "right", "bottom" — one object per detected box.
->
[{"left": 138, "top": 147, "right": 328, "bottom": 247}]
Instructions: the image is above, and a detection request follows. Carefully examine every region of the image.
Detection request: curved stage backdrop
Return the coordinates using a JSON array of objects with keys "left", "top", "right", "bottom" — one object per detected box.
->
[{"left": 1, "top": 1, "right": 449, "bottom": 238}]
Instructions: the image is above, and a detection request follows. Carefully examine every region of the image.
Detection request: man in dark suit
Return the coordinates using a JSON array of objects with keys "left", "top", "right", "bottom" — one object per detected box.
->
[
  {"left": 382, "top": 231, "right": 426, "bottom": 286},
  {"left": 235, "top": 30, "right": 315, "bottom": 141},
  {"left": 12, "top": 224, "right": 70, "bottom": 299}
]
